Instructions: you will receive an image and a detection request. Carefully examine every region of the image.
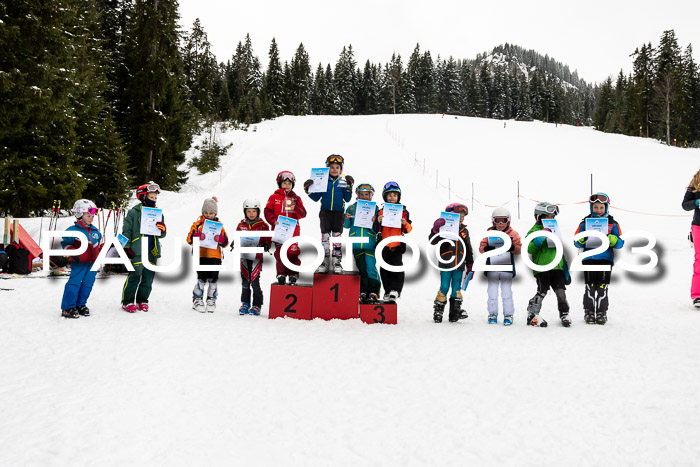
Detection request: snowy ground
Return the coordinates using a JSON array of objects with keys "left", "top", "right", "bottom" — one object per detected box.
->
[{"left": 2, "top": 115, "right": 700, "bottom": 466}]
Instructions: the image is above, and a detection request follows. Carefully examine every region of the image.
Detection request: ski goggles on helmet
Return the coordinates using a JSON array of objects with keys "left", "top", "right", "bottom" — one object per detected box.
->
[
  {"left": 589, "top": 193, "right": 609, "bottom": 204},
  {"left": 383, "top": 181, "right": 401, "bottom": 192},
  {"left": 356, "top": 183, "right": 374, "bottom": 192},
  {"left": 86, "top": 207, "right": 99, "bottom": 215},
  {"left": 277, "top": 171, "right": 295, "bottom": 183},
  {"left": 446, "top": 203, "right": 468, "bottom": 214},
  {"left": 326, "top": 154, "right": 344, "bottom": 165},
  {"left": 493, "top": 217, "right": 509, "bottom": 224}
]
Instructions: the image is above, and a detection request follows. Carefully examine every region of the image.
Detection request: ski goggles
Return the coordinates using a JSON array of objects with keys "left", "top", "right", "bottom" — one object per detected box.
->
[
  {"left": 145, "top": 182, "right": 160, "bottom": 193},
  {"left": 86, "top": 207, "right": 99, "bottom": 215},
  {"left": 447, "top": 204, "right": 468, "bottom": 214},
  {"left": 383, "top": 181, "right": 400, "bottom": 191},
  {"left": 356, "top": 184, "right": 374, "bottom": 192},
  {"left": 327, "top": 155, "right": 344, "bottom": 164},
  {"left": 589, "top": 193, "right": 609, "bottom": 204},
  {"left": 277, "top": 171, "right": 295, "bottom": 182},
  {"left": 493, "top": 217, "right": 509, "bottom": 224}
]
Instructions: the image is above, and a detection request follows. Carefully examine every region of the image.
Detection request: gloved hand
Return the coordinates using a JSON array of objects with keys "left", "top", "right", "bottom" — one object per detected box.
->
[
  {"left": 577, "top": 237, "right": 587, "bottom": 246},
  {"left": 532, "top": 236, "right": 546, "bottom": 247},
  {"left": 483, "top": 245, "right": 495, "bottom": 252},
  {"left": 214, "top": 235, "right": 227, "bottom": 245},
  {"left": 192, "top": 232, "right": 206, "bottom": 240},
  {"left": 263, "top": 242, "right": 271, "bottom": 252},
  {"left": 125, "top": 248, "right": 136, "bottom": 259},
  {"left": 304, "top": 179, "right": 314, "bottom": 193},
  {"left": 466, "top": 263, "right": 473, "bottom": 274},
  {"left": 156, "top": 221, "right": 166, "bottom": 234},
  {"left": 345, "top": 175, "right": 354, "bottom": 189},
  {"left": 608, "top": 234, "right": 618, "bottom": 247},
  {"left": 508, "top": 242, "right": 515, "bottom": 252},
  {"left": 432, "top": 218, "right": 446, "bottom": 233},
  {"left": 542, "top": 228, "right": 552, "bottom": 233}
]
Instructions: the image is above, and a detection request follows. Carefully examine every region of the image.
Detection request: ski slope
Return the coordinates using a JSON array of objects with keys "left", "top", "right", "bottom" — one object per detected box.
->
[{"left": 2, "top": 115, "right": 700, "bottom": 466}]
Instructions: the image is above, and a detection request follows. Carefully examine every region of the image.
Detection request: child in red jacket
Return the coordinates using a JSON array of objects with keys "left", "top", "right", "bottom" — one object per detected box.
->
[
  {"left": 264, "top": 171, "right": 307, "bottom": 285},
  {"left": 237, "top": 199, "right": 271, "bottom": 316}
]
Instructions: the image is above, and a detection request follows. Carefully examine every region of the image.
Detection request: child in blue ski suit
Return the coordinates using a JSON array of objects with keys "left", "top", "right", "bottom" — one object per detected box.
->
[
  {"left": 344, "top": 183, "right": 381, "bottom": 302},
  {"left": 428, "top": 203, "right": 473, "bottom": 323},
  {"left": 60, "top": 199, "right": 103, "bottom": 318},
  {"left": 304, "top": 154, "right": 353, "bottom": 274},
  {"left": 573, "top": 192, "right": 624, "bottom": 325}
]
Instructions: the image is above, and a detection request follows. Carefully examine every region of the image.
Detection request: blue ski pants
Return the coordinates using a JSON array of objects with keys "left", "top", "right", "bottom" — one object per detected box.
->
[
  {"left": 439, "top": 270, "right": 464, "bottom": 298},
  {"left": 61, "top": 262, "right": 97, "bottom": 310}
]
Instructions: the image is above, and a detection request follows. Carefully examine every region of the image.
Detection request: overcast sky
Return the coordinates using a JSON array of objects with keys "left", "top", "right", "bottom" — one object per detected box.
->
[{"left": 178, "top": 0, "right": 700, "bottom": 85}]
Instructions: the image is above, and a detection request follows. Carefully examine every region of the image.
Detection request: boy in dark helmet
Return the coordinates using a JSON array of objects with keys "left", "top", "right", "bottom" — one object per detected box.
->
[
  {"left": 573, "top": 192, "right": 624, "bottom": 325},
  {"left": 304, "top": 155, "right": 353, "bottom": 274},
  {"left": 121, "top": 182, "right": 167, "bottom": 313},
  {"left": 264, "top": 171, "right": 306, "bottom": 285}
]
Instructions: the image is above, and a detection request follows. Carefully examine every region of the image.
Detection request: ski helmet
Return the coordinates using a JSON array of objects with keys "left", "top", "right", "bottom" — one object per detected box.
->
[
  {"left": 136, "top": 181, "right": 160, "bottom": 201},
  {"left": 276, "top": 171, "right": 296, "bottom": 189},
  {"left": 382, "top": 181, "right": 401, "bottom": 202},
  {"left": 355, "top": 183, "right": 375, "bottom": 197},
  {"left": 72, "top": 199, "right": 98, "bottom": 219},
  {"left": 491, "top": 207, "right": 511, "bottom": 226},
  {"left": 243, "top": 198, "right": 261, "bottom": 218},
  {"left": 534, "top": 201, "right": 559, "bottom": 219},
  {"left": 445, "top": 203, "right": 468, "bottom": 215},
  {"left": 325, "top": 154, "right": 344, "bottom": 169},
  {"left": 589, "top": 192, "right": 610, "bottom": 217}
]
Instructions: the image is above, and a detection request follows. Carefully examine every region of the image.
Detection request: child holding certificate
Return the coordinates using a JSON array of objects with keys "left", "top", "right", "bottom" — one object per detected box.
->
[
  {"left": 237, "top": 199, "right": 271, "bottom": 316},
  {"left": 573, "top": 192, "right": 624, "bottom": 325},
  {"left": 121, "top": 182, "right": 167, "bottom": 313},
  {"left": 478, "top": 207, "right": 521, "bottom": 326},
  {"left": 264, "top": 171, "right": 306, "bottom": 285},
  {"left": 303, "top": 155, "right": 353, "bottom": 274},
  {"left": 344, "top": 183, "right": 381, "bottom": 302},
  {"left": 374, "top": 181, "right": 412, "bottom": 303},
  {"left": 526, "top": 201, "right": 571, "bottom": 327},
  {"left": 186, "top": 197, "right": 229, "bottom": 313},
  {"left": 428, "top": 203, "right": 473, "bottom": 323}
]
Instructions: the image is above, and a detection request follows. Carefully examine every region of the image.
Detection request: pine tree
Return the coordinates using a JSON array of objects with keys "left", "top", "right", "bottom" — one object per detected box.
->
[
  {"left": 630, "top": 43, "right": 654, "bottom": 137},
  {"left": 0, "top": 0, "right": 85, "bottom": 215},
  {"left": 593, "top": 77, "right": 614, "bottom": 130},
  {"left": 653, "top": 30, "right": 682, "bottom": 144},
  {"left": 182, "top": 18, "right": 218, "bottom": 119},
  {"left": 264, "top": 38, "right": 284, "bottom": 117},
  {"left": 334, "top": 45, "right": 358, "bottom": 115},
  {"left": 122, "top": 0, "right": 193, "bottom": 188},
  {"left": 289, "top": 43, "right": 311, "bottom": 115}
]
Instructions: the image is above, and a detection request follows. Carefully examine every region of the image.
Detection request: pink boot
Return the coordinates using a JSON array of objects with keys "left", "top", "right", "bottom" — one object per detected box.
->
[
  {"left": 137, "top": 303, "right": 149, "bottom": 312},
  {"left": 122, "top": 304, "right": 137, "bottom": 313}
]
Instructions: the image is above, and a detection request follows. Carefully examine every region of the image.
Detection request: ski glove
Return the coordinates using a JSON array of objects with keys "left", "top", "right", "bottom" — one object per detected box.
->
[
  {"left": 156, "top": 222, "right": 166, "bottom": 233},
  {"left": 577, "top": 237, "right": 587, "bottom": 246},
  {"left": 532, "top": 236, "right": 546, "bottom": 247},
  {"left": 303, "top": 179, "right": 314, "bottom": 193},
  {"left": 192, "top": 232, "right": 206, "bottom": 240},
  {"left": 214, "top": 235, "right": 227, "bottom": 246},
  {"left": 608, "top": 234, "right": 618, "bottom": 247},
  {"left": 432, "top": 218, "right": 446, "bottom": 233},
  {"left": 345, "top": 175, "right": 354, "bottom": 189},
  {"left": 466, "top": 263, "right": 473, "bottom": 274},
  {"left": 125, "top": 248, "right": 136, "bottom": 259},
  {"left": 483, "top": 245, "right": 495, "bottom": 252}
]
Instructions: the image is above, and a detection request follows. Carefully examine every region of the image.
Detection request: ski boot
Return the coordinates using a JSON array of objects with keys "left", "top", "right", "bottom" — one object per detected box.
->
[
  {"left": 122, "top": 303, "right": 137, "bottom": 313},
  {"left": 289, "top": 274, "right": 298, "bottom": 285},
  {"left": 503, "top": 315, "right": 513, "bottom": 326},
  {"left": 454, "top": 291, "right": 467, "bottom": 320},
  {"left": 332, "top": 256, "right": 343, "bottom": 274},
  {"left": 193, "top": 297, "right": 206, "bottom": 313},
  {"left": 388, "top": 290, "right": 399, "bottom": 303},
  {"left": 277, "top": 274, "right": 286, "bottom": 285},
  {"left": 316, "top": 255, "right": 330, "bottom": 274},
  {"left": 560, "top": 312, "right": 572, "bottom": 327},
  {"left": 77, "top": 305, "right": 90, "bottom": 317},
  {"left": 488, "top": 313, "right": 498, "bottom": 324},
  {"left": 434, "top": 291, "right": 447, "bottom": 323},
  {"left": 596, "top": 310, "right": 607, "bottom": 325},
  {"left": 448, "top": 297, "right": 464, "bottom": 322},
  {"left": 138, "top": 303, "right": 149, "bottom": 312},
  {"left": 249, "top": 305, "right": 261, "bottom": 316},
  {"left": 368, "top": 293, "right": 379, "bottom": 303},
  {"left": 239, "top": 302, "right": 250, "bottom": 315},
  {"left": 359, "top": 293, "right": 367, "bottom": 304},
  {"left": 527, "top": 312, "right": 548, "bottom": 327},
  {"left": 694, "top": 298, "right": 700, "bottom": 309},
  {"left": 62, "top": 308, "right": 79, "bottom": 319},
  {"left": 584, "top": 310, "right": 596, "bottom": 324},
  {"left": 206, "top": 297, "right": 216, "bottom": 313}
]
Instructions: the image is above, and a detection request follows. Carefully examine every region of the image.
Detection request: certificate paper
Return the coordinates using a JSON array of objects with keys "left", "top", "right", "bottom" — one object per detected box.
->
[
  {"left": 439, "top": 211, "right": 460, "bottom": 237},
  {"left": 381, "top": 203, "right": 403, "bottom": 228},
  {"left": 585, "top": 218, "right": 608, "bottom": 248},
  {"left": 106, "top": 233, "right": 129, "bottom": 258},
  {"left": 272, "top": 216, "right": 298, "bottom": 244},
  {"left": 308, "top": 168, "right": 329, "bottom": 194},
  {"left": 240, "top": 236, "right": 260, "bottom": 260},
  {"left": 541, "top": 219, "right": 563, "bottom": 248},
  {"left": 140, "top": 207, "right": 163, "bottom": 236},
  {"left": 353, "top": 201, "right": 377, "bottom": 229},
  {"left": 200, "top": 220, "right": 223, "bottom": 250}
]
